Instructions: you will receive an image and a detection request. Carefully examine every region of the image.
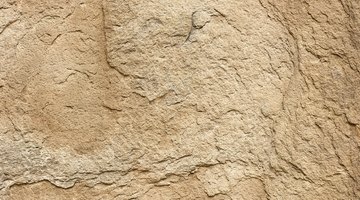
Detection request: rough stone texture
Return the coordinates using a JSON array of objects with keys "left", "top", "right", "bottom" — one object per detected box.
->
[{"left": 0, "top": 0, "right": 359, "bottom": 199}]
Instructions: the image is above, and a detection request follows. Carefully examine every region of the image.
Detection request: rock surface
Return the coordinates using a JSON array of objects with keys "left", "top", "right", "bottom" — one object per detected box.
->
[{"left": 1, "top": 0, "right": 359, "bottom": 199}]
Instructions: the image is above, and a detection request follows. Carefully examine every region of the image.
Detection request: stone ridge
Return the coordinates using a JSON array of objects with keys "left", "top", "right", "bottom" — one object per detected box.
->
[{"left": 0, "top": 0, "right": 359, "bottom": 199}]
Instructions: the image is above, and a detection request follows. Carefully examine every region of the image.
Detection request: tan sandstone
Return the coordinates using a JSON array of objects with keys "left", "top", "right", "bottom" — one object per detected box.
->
[{"left": 0, "top": 0, "right": 359, "bottom": 199}]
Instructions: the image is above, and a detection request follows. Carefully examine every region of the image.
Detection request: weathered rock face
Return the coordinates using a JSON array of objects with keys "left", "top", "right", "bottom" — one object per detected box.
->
[{"left": 1, "top": 0, "right": 359, "bottom": 199}]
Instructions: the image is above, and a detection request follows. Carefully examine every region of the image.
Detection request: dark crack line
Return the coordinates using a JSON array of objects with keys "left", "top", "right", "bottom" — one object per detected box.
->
[{"left": 0, "top": 19, "right": 19, "bottom": 35}]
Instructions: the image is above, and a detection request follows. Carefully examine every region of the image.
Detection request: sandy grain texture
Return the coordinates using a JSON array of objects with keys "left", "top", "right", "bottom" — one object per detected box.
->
[{"left": 0, "top": 0, "right": 359, "bottom": 199}]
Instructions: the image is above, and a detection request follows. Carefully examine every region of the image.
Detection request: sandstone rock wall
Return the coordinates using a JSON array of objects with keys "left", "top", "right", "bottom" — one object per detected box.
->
[{"left": 0, "top": 0, "right": 359, "bottom": 199}]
